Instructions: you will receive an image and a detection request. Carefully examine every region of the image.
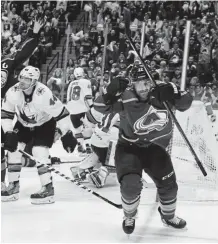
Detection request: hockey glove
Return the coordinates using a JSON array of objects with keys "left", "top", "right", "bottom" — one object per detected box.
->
[
  {"left": 61, "top": 131, "right": 77, "bottom": 153},
  {"left": 4, "top": 131, "right": 18, "bottom": 152},
  {"left": 151, "top": 83, "right": 180, "bottom": 104}
]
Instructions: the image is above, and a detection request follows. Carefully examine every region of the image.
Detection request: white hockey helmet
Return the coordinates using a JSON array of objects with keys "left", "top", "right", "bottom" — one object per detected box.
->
[
  {"left": 18, "top": 66, "right": 40, "bottom": 91},
  {"left": 74, "top": 67, "right": 85, "bottom": 79}
]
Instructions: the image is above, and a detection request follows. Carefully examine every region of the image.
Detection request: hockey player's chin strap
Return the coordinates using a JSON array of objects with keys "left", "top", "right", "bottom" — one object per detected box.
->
[{"left": 125, "top": 31, "right": 207, "bottom": 177}]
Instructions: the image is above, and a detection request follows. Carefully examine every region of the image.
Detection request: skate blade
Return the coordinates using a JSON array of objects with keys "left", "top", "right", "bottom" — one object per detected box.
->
[
  {"left": 163, "top": 222, "right": 188, "bottom": 231},
  {"left": 31, "top": 196, "right": 55, "bottom": 205},
  {"left": 1, "top": 193, "right": 19, "bottom": 202}
]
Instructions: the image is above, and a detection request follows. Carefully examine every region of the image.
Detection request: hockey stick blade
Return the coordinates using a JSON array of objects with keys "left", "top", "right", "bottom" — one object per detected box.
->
[{"left": 18, "top": 150, "right": 122, "bottom": 209}]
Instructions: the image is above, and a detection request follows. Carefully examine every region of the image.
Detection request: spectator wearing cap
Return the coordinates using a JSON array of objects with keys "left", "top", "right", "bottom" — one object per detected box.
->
[{"left": 168, "top": 42, "right": 183, "bottom": 69}]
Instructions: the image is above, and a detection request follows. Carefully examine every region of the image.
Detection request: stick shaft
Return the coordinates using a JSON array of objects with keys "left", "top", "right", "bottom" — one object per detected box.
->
[
  {"left": 125, "top": 34, "right": 207, "bottom": 177},
  {"left": 19, "top": 150, "right": 122, "bottom": 209}
]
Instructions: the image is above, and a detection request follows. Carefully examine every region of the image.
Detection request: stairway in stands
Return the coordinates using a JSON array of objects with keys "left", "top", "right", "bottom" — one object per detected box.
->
[{"left": 40, "top": 11, "right": 88, "bottom": 84}]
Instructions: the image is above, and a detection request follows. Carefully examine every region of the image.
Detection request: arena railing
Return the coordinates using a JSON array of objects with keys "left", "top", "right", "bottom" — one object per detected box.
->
[{"left": 46, "top": 52, "right": 60, "bottom": 82}]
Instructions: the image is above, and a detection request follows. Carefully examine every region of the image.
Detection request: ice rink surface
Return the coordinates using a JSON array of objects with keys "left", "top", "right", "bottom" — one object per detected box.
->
[{"left": 1, "top": 161, "right": 218, "bottom": 243}]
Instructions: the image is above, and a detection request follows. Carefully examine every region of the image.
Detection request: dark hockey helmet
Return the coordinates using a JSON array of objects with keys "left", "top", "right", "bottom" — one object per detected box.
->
[{"left": 128, "top": 65, "right": 150, "bottom": 83}]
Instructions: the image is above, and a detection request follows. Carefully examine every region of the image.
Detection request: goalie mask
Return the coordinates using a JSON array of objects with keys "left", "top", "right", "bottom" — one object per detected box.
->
[{"left": 18, "top": 66, "right": 40, "bottom": 91}]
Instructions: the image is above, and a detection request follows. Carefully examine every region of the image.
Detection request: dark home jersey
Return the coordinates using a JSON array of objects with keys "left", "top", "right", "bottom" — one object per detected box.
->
[
  {"left": 94, "top": 85, "right": 192, "bottom": 149},
  {"left": 1, "top": 37, "right": 38, "bottom": 98}
]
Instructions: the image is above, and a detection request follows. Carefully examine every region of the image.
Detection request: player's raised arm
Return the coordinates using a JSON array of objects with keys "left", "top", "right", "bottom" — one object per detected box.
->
[
  {"left": 150, "top": 81, "right": 193, "bottom": 112},
  {"left": 102, "top": 76, "right": 130, "bottom": 105}
]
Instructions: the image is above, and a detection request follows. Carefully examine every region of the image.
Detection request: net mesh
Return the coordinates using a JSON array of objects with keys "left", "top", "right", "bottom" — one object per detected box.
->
[{"left": 169, "top": 101, "right": 218, "bottom": 201}]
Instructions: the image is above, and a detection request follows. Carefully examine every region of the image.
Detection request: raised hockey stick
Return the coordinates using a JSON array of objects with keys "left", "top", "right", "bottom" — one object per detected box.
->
[
  {"left": 125, "top": 29, "right": 207, "bottom": 177},
  {"left": 18, "top": 149, "right": 122, "bottom": 209}
]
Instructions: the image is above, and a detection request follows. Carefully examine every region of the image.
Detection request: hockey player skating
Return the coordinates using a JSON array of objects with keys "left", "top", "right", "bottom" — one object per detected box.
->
[
  {"left": 1, "top": 66, "right": 77, "bottom": 204},
  {"left": 66, "top": 67, "right": 93, "bottom": 154},
  {"left": 96, "top": 68, "right": 193, "bottom": 233},
  {"left": 1, "top": 18, "right": 44, "bottom": 194}
]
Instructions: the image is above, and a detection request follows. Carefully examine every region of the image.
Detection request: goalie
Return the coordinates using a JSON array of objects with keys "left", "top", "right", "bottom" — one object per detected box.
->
[{"left": 70, "top": 104, "right": 119, "bottom": 188}]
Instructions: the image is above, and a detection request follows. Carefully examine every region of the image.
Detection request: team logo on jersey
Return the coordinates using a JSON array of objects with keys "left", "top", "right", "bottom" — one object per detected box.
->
[
  {"left": 133, "top": 106, "right": 168, "bottom": 135},
  {"left": 1, "top": 69, "right": 8, "bottom": 88},
  {"left": 20, "top": 110, "right": 37, "bottom": 124},
  {"left": 36, "top": 87, "right": 45, "bottom": 96}
]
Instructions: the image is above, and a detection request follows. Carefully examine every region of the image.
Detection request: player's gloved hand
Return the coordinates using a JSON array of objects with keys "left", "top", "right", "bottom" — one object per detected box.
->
[
  {"left": 4, "top": 131, "right": 18, "bottom": 152},
  {"left": 61, "top": 131, "right": 77, "bottom": 153},
  {"left": 103, "top": 76, "right": 129, "bottom": 95},
  {"left": 151, "top": 83, "right": 180, "bottom": 103}
]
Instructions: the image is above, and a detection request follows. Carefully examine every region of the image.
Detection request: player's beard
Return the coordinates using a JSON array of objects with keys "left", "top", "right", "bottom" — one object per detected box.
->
[{"left": 134, "top": 80, "right": 152, "bottom": 101}]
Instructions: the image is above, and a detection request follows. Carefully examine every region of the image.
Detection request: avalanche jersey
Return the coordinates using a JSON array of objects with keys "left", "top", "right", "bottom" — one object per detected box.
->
[
  {"left": 1, "top": 82, "right": 68, "bottom": 131},
  {"left": 94, "top": 87, "right": 193, "bottom": 149},
  {"left": 66, "top": 78, "right": 93, "bottom": 114},
  {"left": 1, "top": 37, "right": 38, "bottom": 98}
]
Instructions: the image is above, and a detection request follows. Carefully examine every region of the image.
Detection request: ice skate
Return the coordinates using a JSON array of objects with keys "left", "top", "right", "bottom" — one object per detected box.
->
[
  {"left": 1, "top": 181, "right": 20, "bottom": 202},
  {"left": 122, "top": 211, "right": 137, "bottom": 235},
  {"left": 30, "top": 183, "right": 55, "bottom": 205},
  {"left": 158, "top": 207, "right": 187, "bottom": 229}
]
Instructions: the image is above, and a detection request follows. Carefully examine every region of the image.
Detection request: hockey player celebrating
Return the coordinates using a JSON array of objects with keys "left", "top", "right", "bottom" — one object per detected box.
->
[
  {"left": 66, "top": 67, "right": 93, "bottom": 154},
  {"left": 97, "top": 68, "right": 193, "bottom": 233},
  {"left": 1, "top": 18, "right": 45, "bottom": 193},
  {"left": 1, "top": 66, "right": 77, "bottom": 204}
]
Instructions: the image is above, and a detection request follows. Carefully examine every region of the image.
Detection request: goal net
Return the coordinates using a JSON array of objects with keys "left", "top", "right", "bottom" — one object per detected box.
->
[{"left": 169, "top": 101, "right": 218, "bottom": 201}]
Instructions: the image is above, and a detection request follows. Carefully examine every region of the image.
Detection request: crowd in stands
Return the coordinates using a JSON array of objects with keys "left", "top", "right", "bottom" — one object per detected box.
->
[
  {"left": 1, "top": 1, "right": 81, "bottom": 71},
  {"left": 2, "top": 1, "right": 218, "bottom": 109},
  {"left": 61, "top": 0, "right": 217, "bottom": 109}
]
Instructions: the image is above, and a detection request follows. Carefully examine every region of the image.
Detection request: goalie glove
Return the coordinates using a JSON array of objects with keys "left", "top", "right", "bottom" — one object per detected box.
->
[{"left": 87, "top": 166, "right": 109, "bottom": 188}]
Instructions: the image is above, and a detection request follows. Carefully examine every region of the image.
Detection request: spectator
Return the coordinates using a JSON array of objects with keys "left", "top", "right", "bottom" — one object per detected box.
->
[{"left": 47, "top": 68, "right": 64, "bottom": 99}]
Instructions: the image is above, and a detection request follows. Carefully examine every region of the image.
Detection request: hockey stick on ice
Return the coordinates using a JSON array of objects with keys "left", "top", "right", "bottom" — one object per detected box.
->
[
  {"left": 18, "top": 149, "right": 122, "bottom": 209},
  {"left": 125, "top": 26, "right": 207, "bottom": 177}
]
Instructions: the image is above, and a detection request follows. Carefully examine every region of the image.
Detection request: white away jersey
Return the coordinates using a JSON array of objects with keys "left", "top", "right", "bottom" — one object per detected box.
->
[
  {"left": 2, "top": 82, "right": 67, "bottom": 129},
  {"left": 66, "top": 78, "right": 93, "bottom": 114}
]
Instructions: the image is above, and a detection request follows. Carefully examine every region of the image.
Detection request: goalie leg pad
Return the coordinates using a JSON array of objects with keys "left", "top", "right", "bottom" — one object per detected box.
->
[{"left": 87, "top": 166, "right": 109, "bottom": 188}]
